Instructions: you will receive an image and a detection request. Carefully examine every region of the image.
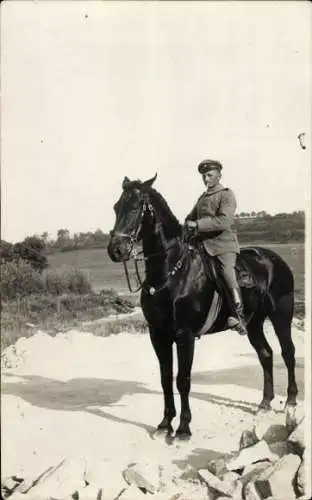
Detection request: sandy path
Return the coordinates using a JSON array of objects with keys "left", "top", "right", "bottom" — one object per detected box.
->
[{"left": 1, "top": 319, "right": 305, "bottom": 484}]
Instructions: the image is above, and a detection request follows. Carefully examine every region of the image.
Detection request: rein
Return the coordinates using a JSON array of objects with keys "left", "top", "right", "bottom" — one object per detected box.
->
[
  {"left": 123, "top": 260, "right": 143, "bottom": 293},
  {"left": 115, "top": 194, "right": 184, "bottom": 294},
  {"left": 123, "top": 241, "right": 185, "bottom": 294}
]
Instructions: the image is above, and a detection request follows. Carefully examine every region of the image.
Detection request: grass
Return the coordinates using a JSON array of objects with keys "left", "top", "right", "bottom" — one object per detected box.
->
[
  {"left": 48, "top": 242, "right": 305, "bottom": 304},
  {"left": 1, "top": 242, "right": 305, "bottom": 351},
  {"left": 1, "top": 291, "right": 140, "bottom": 351},
  {"left": 47, "top": 248, "right": 134, "bottom": 295}
]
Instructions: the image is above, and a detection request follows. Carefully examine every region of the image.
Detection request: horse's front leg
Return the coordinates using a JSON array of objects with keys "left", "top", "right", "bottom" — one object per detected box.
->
[
  {"left": 175, "top": 330, "right": 195, "bottom": 438},
  {"left": 150, "top": 334, "right": 176, "bottom": 433}
]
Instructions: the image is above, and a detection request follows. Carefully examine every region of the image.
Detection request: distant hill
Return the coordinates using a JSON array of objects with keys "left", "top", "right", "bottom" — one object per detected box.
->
[
  {"left": 234, "top": 212, "right": 304, "bottom": 243},
  {"left": 1, "top": 212, "right": 304, "bottom": 256}
]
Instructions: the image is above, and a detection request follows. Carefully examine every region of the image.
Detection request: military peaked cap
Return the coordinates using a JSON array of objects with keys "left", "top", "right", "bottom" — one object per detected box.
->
[{"left": 198, "top": 159, "right": 223, "bottom": 174}]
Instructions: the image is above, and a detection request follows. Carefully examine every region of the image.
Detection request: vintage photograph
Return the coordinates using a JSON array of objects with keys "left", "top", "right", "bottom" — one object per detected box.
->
[{"left": 1, "top": 1, "right": 311, "bottom": 499}]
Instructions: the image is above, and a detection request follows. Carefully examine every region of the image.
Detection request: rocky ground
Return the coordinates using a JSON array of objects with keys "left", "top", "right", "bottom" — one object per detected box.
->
[{"left": 1, "top": 316, "right": 309, "bottom": 499}]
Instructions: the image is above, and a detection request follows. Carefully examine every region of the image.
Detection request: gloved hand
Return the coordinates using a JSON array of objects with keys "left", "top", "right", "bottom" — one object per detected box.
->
[{"left": 183, "top": 220, "right": 198, "bottom": 241}]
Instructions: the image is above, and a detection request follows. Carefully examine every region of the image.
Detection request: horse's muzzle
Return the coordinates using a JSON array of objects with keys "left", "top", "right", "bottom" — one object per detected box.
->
[{"left": 107, "top": 234, "right": 131, "bottom": 262}]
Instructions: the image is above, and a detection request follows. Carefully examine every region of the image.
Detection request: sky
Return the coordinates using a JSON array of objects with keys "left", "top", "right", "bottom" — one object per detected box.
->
[{"left": 1, "top": 1, "right": 311, "bottom": 243}]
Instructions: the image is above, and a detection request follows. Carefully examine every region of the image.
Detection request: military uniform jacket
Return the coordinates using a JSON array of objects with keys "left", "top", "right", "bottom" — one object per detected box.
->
[{"left": 186, "top": 182, "right": 240, "bottom": 256}]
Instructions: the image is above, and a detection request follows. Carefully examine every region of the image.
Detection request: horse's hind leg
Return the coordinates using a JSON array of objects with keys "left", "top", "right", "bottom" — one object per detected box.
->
[
  {"left": 150, "top": 334, "right": 176, "bottom": 433},
  {"left": 269, "top": 293, "right": 298, "bottom": 408},
  {"left": 247, "top": 314, "right": 275, "bottom": 411}
]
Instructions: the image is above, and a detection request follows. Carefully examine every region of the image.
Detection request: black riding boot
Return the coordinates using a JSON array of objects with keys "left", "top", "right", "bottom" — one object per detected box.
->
[{"left": 227, "top": 288, "right": 248, "bottom": 336}]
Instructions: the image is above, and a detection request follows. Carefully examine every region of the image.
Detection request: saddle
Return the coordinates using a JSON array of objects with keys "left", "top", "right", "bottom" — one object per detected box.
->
[
  {"left": 235, "top": 252, "right": 257, "bottom": 288},
  {"left": 190, "top": 245, "right": 275, "bottom": 337},
  {"left": 200, "top": 249, "right": 257, "bottom": 290}
]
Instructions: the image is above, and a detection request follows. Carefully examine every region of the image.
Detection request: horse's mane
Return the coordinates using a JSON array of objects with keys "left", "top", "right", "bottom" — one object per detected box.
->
[
  {"left": 124, "top": 179, "right": 182, "bottom": 237},
  {"left": 147, "top": 186, "right": 182, "bottom": 237}
]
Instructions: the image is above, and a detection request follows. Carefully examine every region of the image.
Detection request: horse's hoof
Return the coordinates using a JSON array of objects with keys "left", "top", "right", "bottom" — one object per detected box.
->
[
  {"left": 152, "top": 423, "right": 174, "bottom": 440},
  {"left": 175, "top": 427, "right": 192, "bottom": 440},
  {"left": 157, "top": 423, "right": 174, "bottom": 433},
  {"left": 257, "top": 400, "right": 272, "bottom": 413}
]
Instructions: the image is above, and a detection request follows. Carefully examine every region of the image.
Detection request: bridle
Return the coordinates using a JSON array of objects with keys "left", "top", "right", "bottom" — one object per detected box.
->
[
  {"left": 110, "top": 192, "right": 185, "bottom": 294},
  {"left": 111, "top": 193, "right": 154, "bottom": 250}
]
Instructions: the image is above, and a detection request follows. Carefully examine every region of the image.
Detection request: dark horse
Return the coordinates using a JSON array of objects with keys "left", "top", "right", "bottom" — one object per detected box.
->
[{"left": 107, "top": 174, "right": 298, "bottom": 438}]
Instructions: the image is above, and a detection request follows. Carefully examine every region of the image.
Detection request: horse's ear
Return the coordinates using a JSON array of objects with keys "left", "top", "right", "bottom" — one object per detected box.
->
[
  {"left": 122, "top": 176, "right": 131, "bottom": 189},
  {"left": 142, "top": 173, "right": 157, "bottom": 188}
]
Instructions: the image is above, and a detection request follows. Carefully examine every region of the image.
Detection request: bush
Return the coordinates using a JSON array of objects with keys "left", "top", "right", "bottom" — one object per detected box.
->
[
  {"left": 13, "top": 237, "right": 48, "bottom": 272},
  {"left": 0, "top": 290, "right": 136, "bottom": 350},
  {"left": 43, "top": 267, "right": 92, "bottom": 295},
  {"left": 0, "top": 259, "right": 44, "bottom": 299}
]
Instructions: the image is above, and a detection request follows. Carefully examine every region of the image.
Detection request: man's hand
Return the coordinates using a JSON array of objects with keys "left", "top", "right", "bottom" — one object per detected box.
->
[
  {"left": 184, "top": 219, "right": 198, "bottom": 241},
  {"left": 185, "top": 220, "right": 198, "bottom": 230}
]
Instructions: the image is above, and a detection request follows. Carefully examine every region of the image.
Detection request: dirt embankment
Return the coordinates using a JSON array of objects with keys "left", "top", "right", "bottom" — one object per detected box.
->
[{"left": 1, "top": 316, "right": 307, "bottom": 499}]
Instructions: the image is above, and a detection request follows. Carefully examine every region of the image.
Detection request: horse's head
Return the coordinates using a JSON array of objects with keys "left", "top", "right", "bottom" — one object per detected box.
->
[{"left": 107, "top": 174, "right": 157, "bottom": 262}]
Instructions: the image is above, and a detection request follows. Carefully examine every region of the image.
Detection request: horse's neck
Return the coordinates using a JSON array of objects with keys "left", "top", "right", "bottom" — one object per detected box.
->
[
  {"left": 141, "top": 189, "right": 182, "bottom": 284},
  {"left": 142, "top": 223, "right": 181, "bottom": 285}
]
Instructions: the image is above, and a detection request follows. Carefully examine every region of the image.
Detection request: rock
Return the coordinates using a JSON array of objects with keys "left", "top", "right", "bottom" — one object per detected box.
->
[
  {"left": 158, "top": 462, "right": 184, "bottom": 492},
  {"left": 13, "top": 465, "right": 57, "bottom": 495},
  {"left": 254, "top": 453, "right": 301, "bottom": 500},
  {"left": 118, "top": 483, "right": 147, "bottom": 499},
  {"left": 285, "top": 405, "right": 301, "bottom": 432},
  {"left": 244, "top": 481, "right": 264, "bottom": 500},
  {"left": 77, "top": 485, "right": 104, "bottom": 499},
  {"left": 173, "top": 481, "right": 213, "bottom": 500},
  {"left": 206, "top": 457, "right": 229, "bottom": 477},
  {"left": 220, "top": 471, "right": 240, "bottom": 495},
  {"left": 84, "top": 458, "right": 127, "bottom": 497},
  {"left": 268, "top": 440, "right": 298, "bottom": 458},
  {"left": 261, "top": 424, "right": 290, "bottom": 444},
  {"left": 198, "top": 468, "right": 234, "bottom": 496},
  {"left": 1, "top": 476, "right": 20, "bottom": 491},
  {"left": 232, "top": 480, "right": 243, "bottom": 500},
  {"left": 239, "top": 429, "right": 259, "bottom": 450},
  {"left": 241, "top": 461, "right": 273, "bottom": 487},
  {"left": 168, "top": 494, "right": 183, "bottom": 500},
  {"left": 122, "top": 464, "right": 156, "bottom": 494},
  {"left": 288, "top": 417, "right": 305, "bottom": 453},
  {"left": 22, "top": 457, "right": 86, "bottom": 499},
  {"left": 1, "top": 476, "right": 21, "bottom": 498},
  {"left": 254, "top": 412, "right": 290, "bottom": 443},
  {"left": 8, "top": 492, "right": 49, "bottom": 500},
  {"left": 179, "top": 464, "right": 200, "bottom": 483},
  {"left": 12, "top": 478, "right": 33, "bottom": 495},
  {"left": 61, "top": 493, "right": 79, "bottom": 500},
  {"left": 296, "top": 452, "right": 305, "bottom": 496},
  {"left": 227, "top": 440, "right": 278, "bottom": 471}
]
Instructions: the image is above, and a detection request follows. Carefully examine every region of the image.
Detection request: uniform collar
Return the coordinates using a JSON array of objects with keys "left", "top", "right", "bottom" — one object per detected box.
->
[{"left": 206, "top": 182, "right": 225, "bottom": 195}]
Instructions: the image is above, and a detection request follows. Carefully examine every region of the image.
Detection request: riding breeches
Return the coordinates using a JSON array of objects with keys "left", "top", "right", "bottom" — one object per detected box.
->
[{"left": 215, "top": 252, "right": 239, "bottom": 289}]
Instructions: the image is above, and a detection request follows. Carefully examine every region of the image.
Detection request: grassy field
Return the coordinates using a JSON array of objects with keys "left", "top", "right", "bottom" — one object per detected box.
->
[
  {"left": 48, "top": 242, "right": 305, "bottom": 305},
  {"left": 1, "top": 242, "right": 304, "bottom": 350},
  {"left": 48, "top": 247, "right": 131, "bottom": 295}
]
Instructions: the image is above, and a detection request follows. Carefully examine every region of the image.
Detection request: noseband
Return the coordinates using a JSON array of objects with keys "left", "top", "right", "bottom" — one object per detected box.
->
[
  {"left": 111, "top": 194, "right": 154, "bottom": 248},
  {"left": 111, "top": 194, "right": 155, "bottom": 293}
]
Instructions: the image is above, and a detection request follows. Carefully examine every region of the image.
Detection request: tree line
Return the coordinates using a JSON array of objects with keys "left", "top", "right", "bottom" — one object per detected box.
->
[{"left": 0, "top": 211, "right": 305, "bottom": 272}]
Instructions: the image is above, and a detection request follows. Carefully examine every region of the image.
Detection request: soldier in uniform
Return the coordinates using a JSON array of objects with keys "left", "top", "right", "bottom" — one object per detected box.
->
[{"left": 184, "top": 159, "right": 247, "bottom": 335}]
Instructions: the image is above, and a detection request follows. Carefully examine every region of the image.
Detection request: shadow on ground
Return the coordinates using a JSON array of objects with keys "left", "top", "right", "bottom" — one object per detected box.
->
[
  {"left": 193, "top": 354, "right": 304, "bottom": 401},
  {"left": 3, "top": 372, "right": 258, "bottom": 437},
  {"left": 173, "top": 448, "right": 232, "bottom": 471},
  {"left": 2, "top": 352, "right": 304, "bottom": 438}
]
